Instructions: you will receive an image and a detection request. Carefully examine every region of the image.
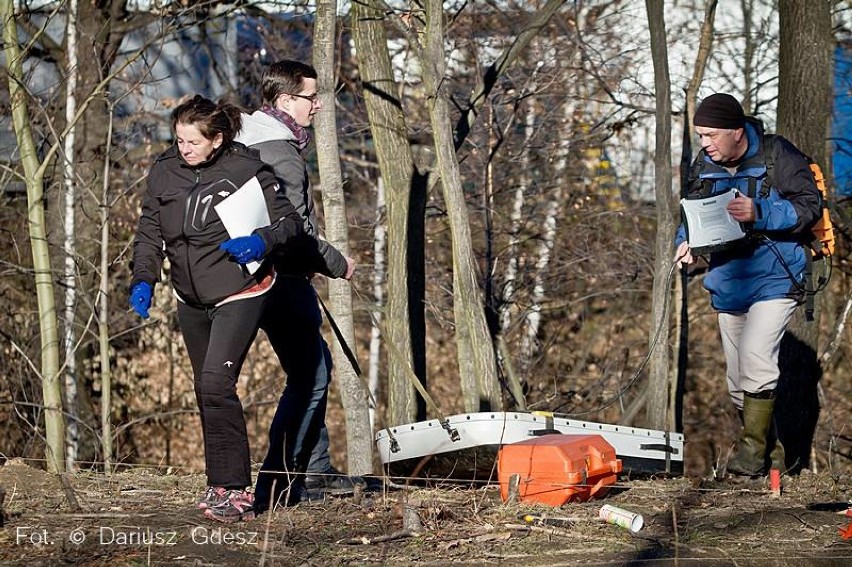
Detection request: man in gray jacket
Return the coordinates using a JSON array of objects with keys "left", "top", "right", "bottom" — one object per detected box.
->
[{"left": 236, "top": 59, "right": 359, "bottom": 514}]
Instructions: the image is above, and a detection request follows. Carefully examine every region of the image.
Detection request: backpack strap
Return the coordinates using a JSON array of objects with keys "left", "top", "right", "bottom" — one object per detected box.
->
[
  {"left": 803, "top": 251, "right": 815, "bottom": 322},
  {"left": 746, "top": 177, "right": 759, "bottom": 199},
  {"left": 688, "top": 151, "right": 715, "bottom": 198},
  {"left": 759, "top": 135, "right": 776, "bottom": 198}
]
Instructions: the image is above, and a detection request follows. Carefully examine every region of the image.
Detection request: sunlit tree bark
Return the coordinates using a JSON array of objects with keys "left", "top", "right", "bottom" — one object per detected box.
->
[
  {"left": 62, "top": 0, "right": 80, "bottom": 471},
  {"left": 775, "top": 0, "right": 833, "bottom": 472},
  {"left": 351, "top": 0, "right": 425, "bottom": 424},
  {"left": 2, "top": 0, "right": 66, "bottom": 473},
  {"left": 645, "top": 0, "right": 677, "bottom": 431},
  {"left": 423, "top": 0, "right": 500, "bottom": 411},
  {"left": 368, "top": 177, "right": 386, "bottom": 429},
  {"left": 313, "top": 0, "right": 373, "bottom": 474}
]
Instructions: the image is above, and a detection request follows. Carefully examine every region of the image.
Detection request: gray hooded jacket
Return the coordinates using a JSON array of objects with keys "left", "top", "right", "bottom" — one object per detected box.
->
[{"left": 236, "top": 110, "right": 348, "bottom": 278}]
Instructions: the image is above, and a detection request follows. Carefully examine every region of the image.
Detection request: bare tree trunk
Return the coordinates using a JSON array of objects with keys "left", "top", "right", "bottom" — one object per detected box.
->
[
  {"left": 775, "top": 0, "right": 833, "bottom": 472},
  {"left": 63, "top": 0, "right": 80, "bottom": 472},
  {"left": 740, "top": 0, "right": 756, "bottom": 113},
  {"left": 98, "top": 102, "right": 116, "bottom": 473},
  {"left": 777, "top": 0, "right": 832, "bottom": 354},
  {"left": 500, "top": 131, "right": 527, "bottom": 336},
  {"left": 676, "top": 0, "right": 717, "bottom": 432},
  {"left": 313, "top": 0, "right": 373, "bottom": 474},
  {"left": 778, "top": 1, "right": 832, "bottom": 165},
  {"left": 485, "top": 104, "right": 524, "bottom": 409},
  {"left": 63, "top": 5, "right": 133, "bottom": 461},
  {"left": 496, "top": 45, "right": 548, "bottom": 405},
  {"left": 351, "top": 0, "right": 425, "bottom": 425},
  {"left": 2, "top": 0, "right": 66, "bottom": 473},
  {"left": 502, "top": 96, "right": 536, "bottom": 350},
  {"left": 684, "top": 0, "right": 718, "bottom": 152},
  {"left": 368, "top": 177, "right": 386, "bottom": 430},
  {"left": 645, "top": 0, "right": 676, "bottom": 431},
  {"left": 484, "top": 104, "right": 497, "bottom": 362},
  {"left": 423, "top": 0, "right": 501, "bottom": 411},
  {"left": 522, "top": 101, "right": 573, "bottom": 369}
]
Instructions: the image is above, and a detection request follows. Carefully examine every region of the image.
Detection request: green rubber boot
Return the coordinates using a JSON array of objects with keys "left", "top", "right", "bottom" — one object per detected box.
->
[{"left": 727, "top": 394, "right": 774, "bottom": 477}]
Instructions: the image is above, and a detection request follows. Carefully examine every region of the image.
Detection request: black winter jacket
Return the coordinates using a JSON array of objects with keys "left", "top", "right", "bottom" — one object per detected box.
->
[{"left": 131, "top": 143, "right": 304, "bottom": 306}]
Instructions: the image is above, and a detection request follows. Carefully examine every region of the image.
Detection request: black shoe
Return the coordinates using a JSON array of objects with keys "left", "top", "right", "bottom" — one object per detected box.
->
[
  {"left": 304, "top": 467, "right": 365, "bottom": 495},
  {"left": 253, "top": 473, "right": 306, "bottom": 514}
]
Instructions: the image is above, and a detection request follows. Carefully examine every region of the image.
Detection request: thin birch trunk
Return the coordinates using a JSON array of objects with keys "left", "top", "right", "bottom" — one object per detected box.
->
[
  {"left": 313, "top": 0, "right": 373, "bottom": 474},
  {"left": 368, "top": 177, "right": 386, "bottom": 430},
  {"left": 62, "top": 0, "right": 80, "bottom": 472},
  {"left": 98, "top": 102, "right": 116, "bottom": 473},
  {"left": 522, "top": 192, "right": 562, "bottom": 363},
  {"left": 521, "top": 101, "right": 573, "bottom": 364},
  {"left": 485, "top": 105, "right": 525, "bottom": 409},
  {"left": 499, "top": 49, "right": 546, "bottom": 340},
  {"left": 501, "top": 98, "right": 536, "bottom": 336},
  {"left": 2, "top": 0, "right": 66, "bottom": 472}
]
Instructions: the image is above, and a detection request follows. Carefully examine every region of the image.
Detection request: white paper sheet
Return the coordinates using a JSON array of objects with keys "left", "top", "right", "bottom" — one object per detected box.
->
[{"left": 214, "top": 176, "right": 270, "bottom": 274}]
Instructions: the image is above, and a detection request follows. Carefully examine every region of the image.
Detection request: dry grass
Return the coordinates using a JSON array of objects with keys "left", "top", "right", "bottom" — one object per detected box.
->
[{"left": 1, "top": 459, "right": 850, "bottom": 566}]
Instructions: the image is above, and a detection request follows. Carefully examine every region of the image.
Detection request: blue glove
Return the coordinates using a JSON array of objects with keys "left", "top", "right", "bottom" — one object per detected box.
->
[
  {"left": 129, "top": 281, "right": 152, "bottom": 319},
  {"left": 220, "top": 234, "right": 267, "bottom": 264}
]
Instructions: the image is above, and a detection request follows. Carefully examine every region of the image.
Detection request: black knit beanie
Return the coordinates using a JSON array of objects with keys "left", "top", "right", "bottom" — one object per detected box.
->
[{"left": 693, "top": 93, "right": 745, "bottom": 129}]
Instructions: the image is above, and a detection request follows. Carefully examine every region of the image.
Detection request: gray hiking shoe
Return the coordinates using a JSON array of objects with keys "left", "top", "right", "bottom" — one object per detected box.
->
[{"left": 304, "top": 467, "right": 365, "bottom": 495}]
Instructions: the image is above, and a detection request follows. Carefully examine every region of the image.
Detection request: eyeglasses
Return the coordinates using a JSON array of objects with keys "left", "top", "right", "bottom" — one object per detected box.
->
[{"left": 287, "top": 92, "right": 319, "bottom": 104}]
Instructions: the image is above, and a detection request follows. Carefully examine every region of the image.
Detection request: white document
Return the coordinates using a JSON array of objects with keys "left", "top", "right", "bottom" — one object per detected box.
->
[{"left": 214, "top": 176, "right": 270, "bottom": 274}]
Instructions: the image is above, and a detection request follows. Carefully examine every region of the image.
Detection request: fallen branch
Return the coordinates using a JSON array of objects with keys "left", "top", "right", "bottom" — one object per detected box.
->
[
  {"left": 504, "top": 522, "right": 574, "bottom": 534},
  {"left": 820, "top": 296, "right": 852, "bottom": 366},
  {"left": 63, "top": 512, "right": 158, "bottom": 519},
  {"left": 338, "top": 529, "right": 420, "bottom": 545},
  {"left": 59, "top": 473, "right": 83, "bottom": 513}
]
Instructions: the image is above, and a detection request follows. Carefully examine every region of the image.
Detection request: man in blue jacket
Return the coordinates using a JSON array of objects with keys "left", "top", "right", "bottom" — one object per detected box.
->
[{"left": 675, "top": 93, "right": 821, "bottom": 477}]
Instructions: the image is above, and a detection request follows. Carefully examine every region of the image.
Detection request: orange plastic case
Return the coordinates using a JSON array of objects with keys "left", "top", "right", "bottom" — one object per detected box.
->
[{"left": 498, "top": 434, "right": 622, "bottom": 506}]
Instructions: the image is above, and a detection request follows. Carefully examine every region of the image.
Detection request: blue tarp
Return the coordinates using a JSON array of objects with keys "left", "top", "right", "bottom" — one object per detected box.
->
[{"left": 833, "top": 43, "right": 852, "bottom": 197}]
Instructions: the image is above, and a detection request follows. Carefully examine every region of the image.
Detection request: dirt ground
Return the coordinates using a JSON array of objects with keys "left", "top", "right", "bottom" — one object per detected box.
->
[{"left": 1, "top": 458, "right": 850, "bottom": 566}]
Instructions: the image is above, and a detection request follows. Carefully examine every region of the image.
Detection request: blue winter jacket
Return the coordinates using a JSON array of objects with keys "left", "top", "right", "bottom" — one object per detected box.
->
[{"left": 675, "top": 118, "right": 821, "bottom": 313}]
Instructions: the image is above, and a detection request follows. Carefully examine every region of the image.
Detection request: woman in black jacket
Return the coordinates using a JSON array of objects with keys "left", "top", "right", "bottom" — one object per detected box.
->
[{"left": 129, "top": 95, "right": 303, "bottom": 523}]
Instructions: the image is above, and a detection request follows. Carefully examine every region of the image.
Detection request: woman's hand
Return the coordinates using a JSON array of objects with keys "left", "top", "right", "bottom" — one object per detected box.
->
[
  {"left": 129, "top": 282, "right": 152, "bottom": 319},
  {"left": 220, "top": 234, "right": 267, "bottom": 264}
]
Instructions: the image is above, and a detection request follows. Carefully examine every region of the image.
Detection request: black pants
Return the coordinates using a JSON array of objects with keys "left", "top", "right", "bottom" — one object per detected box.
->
[
  {"left": 177, "top": 295, "right": 266, "bottom": 489},
  {"left": 255, "top": 276, "right": 332, "bottom": 511}
]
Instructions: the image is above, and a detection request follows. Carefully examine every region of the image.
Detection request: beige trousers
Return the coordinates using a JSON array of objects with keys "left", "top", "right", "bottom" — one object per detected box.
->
[{"left": 718, "top": 298, "right": 798, "bottom": 409}]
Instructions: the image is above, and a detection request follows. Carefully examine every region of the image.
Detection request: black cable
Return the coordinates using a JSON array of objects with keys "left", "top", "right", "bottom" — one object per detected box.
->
[
  {"left": 560, "top": 251, "right": 687, "bottom": 417},
  {"left": 759, "top": 234, "right": 832, "bottom": 295}
]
